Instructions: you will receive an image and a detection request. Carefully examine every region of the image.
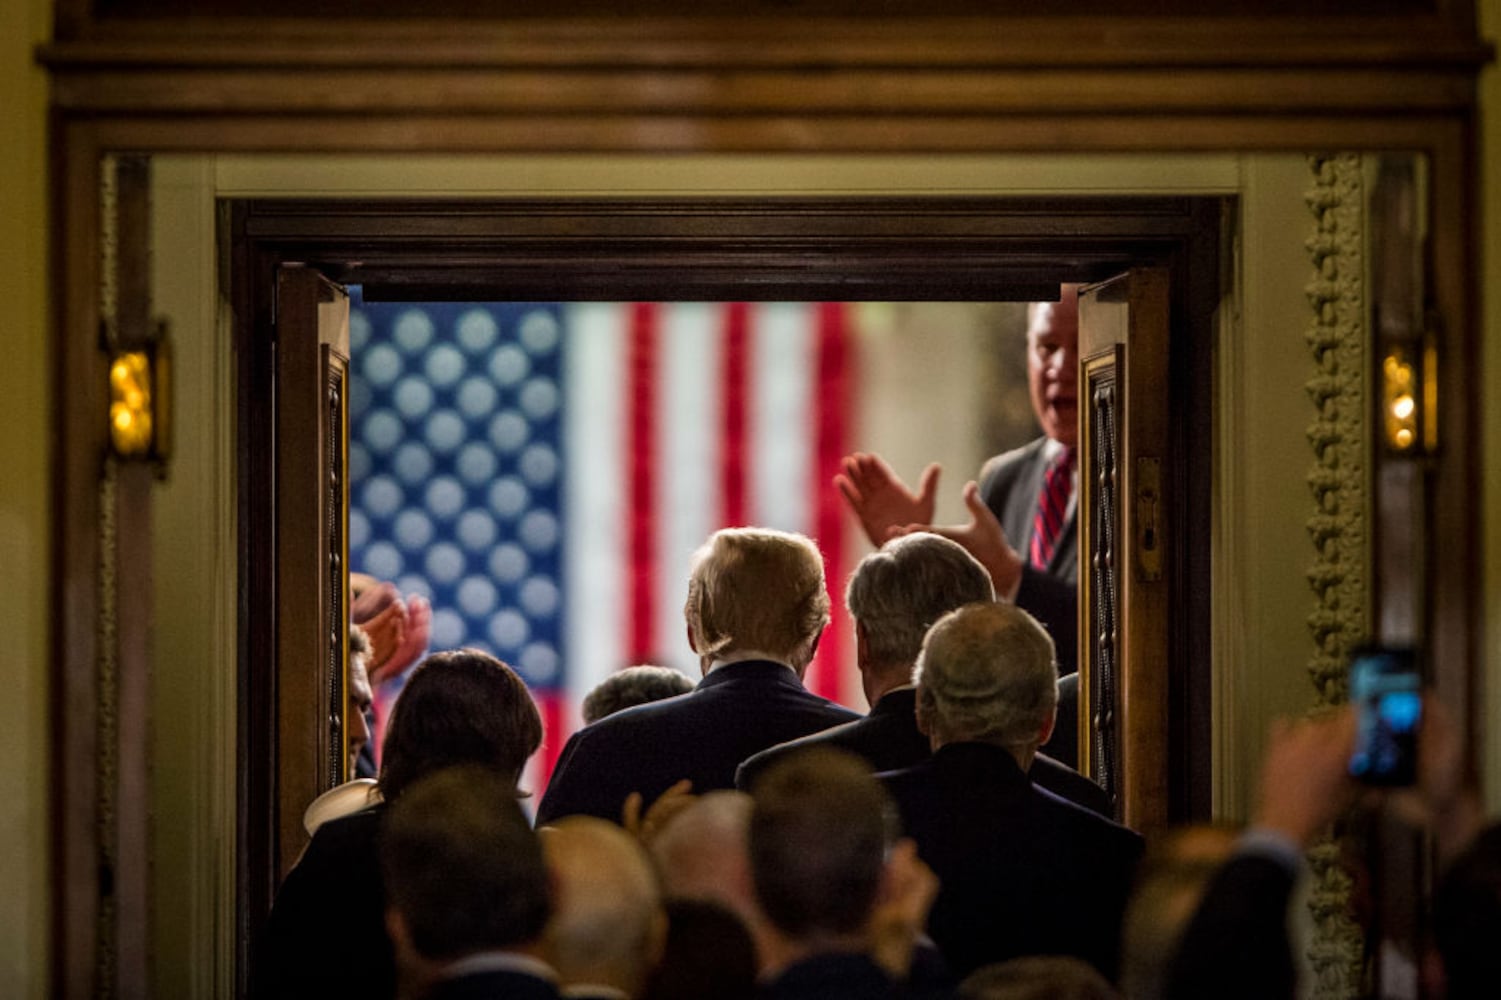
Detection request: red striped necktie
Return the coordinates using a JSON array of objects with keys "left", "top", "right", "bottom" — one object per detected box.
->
[{"left": 1029, "top": 446, "right": 1076, "bottom": 572}]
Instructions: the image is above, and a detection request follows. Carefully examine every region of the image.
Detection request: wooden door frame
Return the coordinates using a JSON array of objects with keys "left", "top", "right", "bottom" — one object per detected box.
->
[
  {"left": 226, "top": 193, "right": 1223, "bottom": 978},
  {"left": 44, "top": 10, "right": 1487, "bottom": 996}
]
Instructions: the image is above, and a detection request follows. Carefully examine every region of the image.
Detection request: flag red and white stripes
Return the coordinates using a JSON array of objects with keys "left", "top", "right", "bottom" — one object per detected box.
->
[{"left": 531, "top": 301, "right": 857, "bottom": 785}]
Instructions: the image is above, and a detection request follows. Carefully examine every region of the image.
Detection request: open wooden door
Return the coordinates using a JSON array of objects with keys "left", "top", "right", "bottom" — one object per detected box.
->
[
  {"left": 273, "top": 265, "right": 352, "bottom": 877},
  {"left": 1076, "top": 268, "right": 1171, "bottom": 832}
]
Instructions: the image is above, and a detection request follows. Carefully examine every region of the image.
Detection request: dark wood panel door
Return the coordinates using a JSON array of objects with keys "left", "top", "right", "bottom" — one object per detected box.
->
[
  {"left": 1077, "top": 267, "right": 1171, "bottom": 832},
  {"left": 273, "top": 264, "right": 352, "bottom": 877}
]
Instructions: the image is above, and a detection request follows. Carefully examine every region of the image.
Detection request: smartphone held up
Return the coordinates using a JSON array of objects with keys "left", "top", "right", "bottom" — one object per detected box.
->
[{"left": 1347, "top": 646, "right": 1422, "bottom": 787}]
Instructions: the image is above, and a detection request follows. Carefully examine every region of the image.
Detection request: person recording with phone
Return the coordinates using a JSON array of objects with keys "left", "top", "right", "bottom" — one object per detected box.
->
[{"left": 1162, "top": 647, "right": 1491, "bottom": 1000}]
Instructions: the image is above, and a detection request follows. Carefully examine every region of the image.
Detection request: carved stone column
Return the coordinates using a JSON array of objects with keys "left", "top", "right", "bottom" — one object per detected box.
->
[{"left": 1302, "top": 152, "right": 1370, "bottom": 1000}]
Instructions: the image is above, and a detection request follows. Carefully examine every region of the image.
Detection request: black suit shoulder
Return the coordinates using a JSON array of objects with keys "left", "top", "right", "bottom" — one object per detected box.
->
[
  {"left": 760, "top": 952, "right": 905, "bottom": 1000},
  {"left": 736, "top": 689, "right": 929, "bottom": 791},
  {"left": 539, "top": 661, "right": 859, "bottom": 824},
  {"left": 880, "top": 745, "right": 1141, "bottom": 979},
  {"left": 1030, "top": 752, "right": 1111, "bottom": 817},
  {"left": 254, "top": 806, "right": 394, "bottom": 1000}
]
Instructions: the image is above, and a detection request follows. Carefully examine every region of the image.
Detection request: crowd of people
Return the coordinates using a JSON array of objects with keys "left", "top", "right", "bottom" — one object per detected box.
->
[
  {"left": 253, "top": 289, "right": 1498, "bottom": 998},
  {"left": 255, "top": 521, "right": 1500, "bottom": 1000}
]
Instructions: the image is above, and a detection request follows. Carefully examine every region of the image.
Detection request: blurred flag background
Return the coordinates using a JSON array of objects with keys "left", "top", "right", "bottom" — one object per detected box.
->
[{"left": 347, "top": 289, "right": 1029, "bottom": 788}]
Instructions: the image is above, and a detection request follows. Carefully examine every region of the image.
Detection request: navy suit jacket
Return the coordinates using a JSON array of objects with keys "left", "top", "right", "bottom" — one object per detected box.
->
[
  {"left": 254, "top": 805, "right": 394, "bottom": 1000},
  {"left": 879, "top": 743, "right": 1142, "bottom": 979},
  {"left": 760, "top": 952, "right": 904, "bottom": 1000},
  {"left": 978, "top": 437, "right": 1078, "bottom": 677},
  {"left": 736, "top": 688, "right": 1109, "bottom": 817},
  {"left": 428, "top": 969, "right": 561, "bottom": 1000},
  {"left": 537, "top": 659, "right": 860, "bottom": 824}
]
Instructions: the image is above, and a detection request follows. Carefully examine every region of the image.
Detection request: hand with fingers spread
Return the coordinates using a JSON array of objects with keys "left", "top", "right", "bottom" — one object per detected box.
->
[
  {"left": 359, "top": 598, "right": 408, "bottom": 676},
  {"left": 371, "top": 595, "right": 430, "bottom": 686},
  {"left": 898, "top": 480, "right": 1026, "bottom": 601},
  {"left": 835, "top": 452, "right": 941, "bottom": 549}
]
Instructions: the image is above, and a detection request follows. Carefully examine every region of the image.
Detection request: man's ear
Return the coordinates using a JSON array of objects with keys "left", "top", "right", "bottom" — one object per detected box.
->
[
  {"left": 791, "top": 627, "right": 824, "bottom": 680},
  {"left": 1037, "top": 705, "right": 1057, "bottom": 747},
  {"left": 854, "top": 621, "right": 869, "bottom": 670}
]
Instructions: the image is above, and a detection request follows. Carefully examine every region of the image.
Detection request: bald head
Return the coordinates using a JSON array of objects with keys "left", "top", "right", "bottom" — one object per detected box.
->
[
  {"left": 649, "top": 791, "right": 759, "bottom": 930},
  {"left": 915, "top": 602, "right": 1058, "bottom": 756},
  {"left": 542, "top": 817, "right": 665, "bottom": 995}
]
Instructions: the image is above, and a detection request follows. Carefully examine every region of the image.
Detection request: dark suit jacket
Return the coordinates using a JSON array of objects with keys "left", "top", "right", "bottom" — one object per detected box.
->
[
  {"left": 736, "top": 688, "right": 1109, "bottom": 817},
  {"left": 429, "top": 968, "right": 562, "bottom": 1000},
  {"left": 1164, "top": 851, "right": 1299, "bottom": 1000},
  {"left": 253, "top": 805, "right": 394, "bottom": 1000},
  {"left": 978, "top": 437, "right": 1078, "bottom": 676},
  {"left": 1044, "top": 671, "right": 1080, "bottom": 771},
  {"left": 760, "top": 952, "right": 903, "bottom": 1000},
  {"left": 879, "top": 743, "right": 1142, "bottom": 979},
  {"left": 537, "top": 659, "right": 860, "bottom": 824}
]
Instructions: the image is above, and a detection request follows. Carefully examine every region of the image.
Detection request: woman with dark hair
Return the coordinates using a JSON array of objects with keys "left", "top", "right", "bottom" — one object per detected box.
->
[{"left": 253, "top": 649, "right": 545, "bottom": 1000}]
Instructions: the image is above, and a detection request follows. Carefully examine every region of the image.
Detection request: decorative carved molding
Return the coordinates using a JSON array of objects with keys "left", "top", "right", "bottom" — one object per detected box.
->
[{"left": 1302, "top": 152, "right": 1369, "bottom": 1000}]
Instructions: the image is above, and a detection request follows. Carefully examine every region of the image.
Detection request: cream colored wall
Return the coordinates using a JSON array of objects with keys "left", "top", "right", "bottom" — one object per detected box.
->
[
  {"left": 1481, "top": 0, "right": 1501, "bottom": 816},
  {"left": 149, "top": 159, "right": 239, "bottom": 997},
  {"left": 1215, "top": 158, "right": 1354, "bottom": 820},
  {"left": 0, "top": 0, "right": 53, "bottom": 994}
]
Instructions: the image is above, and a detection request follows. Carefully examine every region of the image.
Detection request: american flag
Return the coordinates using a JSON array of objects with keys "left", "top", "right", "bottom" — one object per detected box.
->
[{"left": 348, "top": 293, "right": 858, "bottom": 789}]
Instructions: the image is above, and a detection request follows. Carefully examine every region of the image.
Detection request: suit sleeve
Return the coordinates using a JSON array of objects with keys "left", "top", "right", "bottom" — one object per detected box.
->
[{"left": 1016, "top": 565, "right": 1078, "bottom": 676}]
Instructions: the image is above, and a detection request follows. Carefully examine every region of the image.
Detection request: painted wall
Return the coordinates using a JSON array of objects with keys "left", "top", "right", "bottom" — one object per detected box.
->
[
  {"left": 0, "top": 0, "right": 53, "bottom": 993},
  {"left": 2, "top": 12, "right": 1496, "bottom": 996},
  {"left": 1481, "top": 0, "right": 1501, "bottom": 815}
]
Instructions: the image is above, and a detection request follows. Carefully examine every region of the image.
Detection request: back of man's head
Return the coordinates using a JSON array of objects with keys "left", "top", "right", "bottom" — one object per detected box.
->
[
  {"left": 684, "top": 528, "right": 830, "bottom": 672},
  {"left": 846, "top": 532, "right": 995, "bottom": 674},
  {"left": 650, "top": 790, "right": 758, "bottom": 925},
  {"left": 381, "top": 765, "right": 551, "bottom": 964},
  {"left": 541, "top": 817, "right": 665, "bottom": 995},
  {"left": 379, "top": 649, "right": 543, "bottom": 801},
  {"left": 748, "top": 749, "right": 892, "bottom": 941},
  {"left": 915, "top": 602, "right": 1058, "bottom": 752},
  {"left": 582, "top": 664, "right": 695, "bottom": 724}
]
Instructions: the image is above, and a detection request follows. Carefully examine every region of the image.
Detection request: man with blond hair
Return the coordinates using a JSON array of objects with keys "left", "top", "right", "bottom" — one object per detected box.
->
[{"left": 538, "top": 527, "right": 859, "bottom": 824}]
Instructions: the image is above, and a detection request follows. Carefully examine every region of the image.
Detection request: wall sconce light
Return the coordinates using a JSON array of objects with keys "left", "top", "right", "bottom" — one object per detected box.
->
[
  {"left": 1380, "top": 330, "right": 1438, "bottom": 457},
  {"left": 1382, "top": 348, "right": 1418, "bottom": 453},
  {"left": 107, "top": 324, "right": 171, "bottom": 467}
]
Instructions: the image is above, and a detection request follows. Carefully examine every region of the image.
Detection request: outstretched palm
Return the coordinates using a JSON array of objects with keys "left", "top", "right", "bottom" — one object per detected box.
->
[{"left": 835, "top": 452, "right": 940, "bottom": 548}]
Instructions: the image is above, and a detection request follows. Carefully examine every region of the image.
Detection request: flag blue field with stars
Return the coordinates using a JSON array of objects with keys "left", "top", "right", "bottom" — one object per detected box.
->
[
  {"left": 348, "top": 289, "right": 567, "bottom": 699},
  {"left": 347, "top": 291, "right": 861, "bottom": 786}
]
